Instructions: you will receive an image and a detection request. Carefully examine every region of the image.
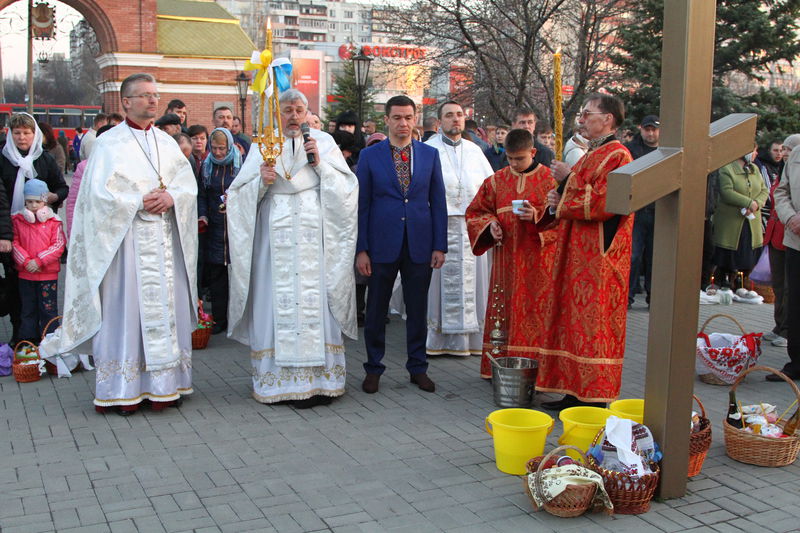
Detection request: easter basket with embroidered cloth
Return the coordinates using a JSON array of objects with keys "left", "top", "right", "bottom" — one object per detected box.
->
[
  {"left": 523, "top": 445, "right": 613, "bottom": 517},
  {"left": 587, "top": 417, "right": 660, "bottom": 515},
  {"left": 696, "top": 314, "right": 761, "bottom": 385}
]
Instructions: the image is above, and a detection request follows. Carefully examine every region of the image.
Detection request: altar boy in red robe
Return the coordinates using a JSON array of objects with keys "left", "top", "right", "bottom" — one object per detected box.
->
[{"left": 466, "top": 129, "right": 557, "bottom": 378}]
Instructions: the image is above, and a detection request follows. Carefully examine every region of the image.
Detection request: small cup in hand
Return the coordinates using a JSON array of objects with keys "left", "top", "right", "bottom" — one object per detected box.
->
[{"left": 512, "top": 199, "right": 525, "bottom": 215}]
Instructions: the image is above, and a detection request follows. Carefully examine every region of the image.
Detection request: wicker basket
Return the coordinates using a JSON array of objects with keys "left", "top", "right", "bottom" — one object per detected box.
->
[
  {"left": 523, "top": 445, "right": 599, "bottom": 518},
  {"left": 41, "top": 316, "right": 61, "bottom": 376},
  {"left": 12, "top": 340, "right": 42, "bottom": 383},
  {"left": 688, "top": 394, "right": 712, "bottom": 477},
  {"left": 697, "top": 314, "right": 755, "bottom": 385},
  {"left": 587, "top": 429, "right": 660, "bottom": 514},
  {"left": 723, "top": 365, "right": 800, "bottom": 467},
  {"left": 192, "top": 327, "right": 211, "bottom": 350}
]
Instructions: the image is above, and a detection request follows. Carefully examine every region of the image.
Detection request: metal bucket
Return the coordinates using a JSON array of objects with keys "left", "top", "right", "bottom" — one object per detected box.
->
[{"left": 490, "top": 357, "right": 538, "bottom": 408}]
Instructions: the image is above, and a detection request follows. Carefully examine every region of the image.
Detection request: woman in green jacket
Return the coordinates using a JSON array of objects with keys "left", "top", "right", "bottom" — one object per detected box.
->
[{"left": 712, "top": 148, "right": 769, "bottom": 289}]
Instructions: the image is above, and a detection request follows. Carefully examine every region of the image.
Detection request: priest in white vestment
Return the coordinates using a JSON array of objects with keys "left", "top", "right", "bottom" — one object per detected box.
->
[
  {"left": 425, "top": 101, "right": 493, "bottom": 356},
  {"left": 227, "top": 88, "right": 358, "bottom": 408},
  {"left": 40, "top": 74, "right": 198, "bottom": 415}
]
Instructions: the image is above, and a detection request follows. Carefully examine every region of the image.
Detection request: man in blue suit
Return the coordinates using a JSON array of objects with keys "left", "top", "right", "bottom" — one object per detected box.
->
[{"left": 356, "top": 95, "right": 448, "bottom": 394}]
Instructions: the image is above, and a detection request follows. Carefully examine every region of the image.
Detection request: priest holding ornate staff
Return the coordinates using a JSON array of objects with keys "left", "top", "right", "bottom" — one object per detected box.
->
[{"left": 226, "top": 23, "right": 358, "bottom": 408}]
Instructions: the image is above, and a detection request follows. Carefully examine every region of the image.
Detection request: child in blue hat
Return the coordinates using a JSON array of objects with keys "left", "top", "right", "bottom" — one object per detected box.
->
[{"left": 11, "top": 179, "right": 66, "bottom": 344}]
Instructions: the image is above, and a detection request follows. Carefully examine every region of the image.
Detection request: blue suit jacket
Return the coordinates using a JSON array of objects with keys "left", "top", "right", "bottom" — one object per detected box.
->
[{"left": 356, "top": 139, "right": 448, "bottom": 263}]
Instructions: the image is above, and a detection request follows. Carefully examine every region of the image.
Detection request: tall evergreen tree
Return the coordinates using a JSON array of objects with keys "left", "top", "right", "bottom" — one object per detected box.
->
[
  {"left": 748, "top": 87, "right": 800, "bottom": 145},
  {"left": 612, "top": 0, "right": 800, "bottom": 131},
  {"left": 323, "top": 59, "right": 376, "bottom": 125}
]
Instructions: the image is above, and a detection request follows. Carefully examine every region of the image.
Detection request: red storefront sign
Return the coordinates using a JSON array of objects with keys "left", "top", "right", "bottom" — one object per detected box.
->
[
  {"left": 361, "top": 45, "right": 426, "bottom": 60},
  {"left": 338, "top": 44, "right": 355, "bottom": 60},
  {"left": 293, "top": 58, "right": 321, "bottom": 113},
  {"left": 449, "top": 66, "right": 473, "bottom": 106}
]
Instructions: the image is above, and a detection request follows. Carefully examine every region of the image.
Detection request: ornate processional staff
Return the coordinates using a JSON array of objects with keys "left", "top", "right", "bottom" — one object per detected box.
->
[{"left": 245, "top": 18, "right": 293, "bottom": 172}]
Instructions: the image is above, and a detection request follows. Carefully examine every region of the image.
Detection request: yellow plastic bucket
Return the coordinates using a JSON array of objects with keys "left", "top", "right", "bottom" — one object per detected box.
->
[
  {"left": 485, "top": 408, "right": 554, "bottom": 475},
  {"left": 609, "top": 399, "right": 645, "bottom": 424},
  {"left": 558, "top": 406, "right": 612, "bottom": 458}
]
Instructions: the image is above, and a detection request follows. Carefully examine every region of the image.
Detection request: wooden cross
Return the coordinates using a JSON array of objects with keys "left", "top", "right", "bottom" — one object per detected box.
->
[{"left": 606, "top": 0, "right": 756, "bottom": 498}]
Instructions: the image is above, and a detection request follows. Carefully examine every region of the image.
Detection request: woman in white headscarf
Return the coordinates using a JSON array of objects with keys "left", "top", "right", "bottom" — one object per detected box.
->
[{"left": 0, "top": 112, "right": 69, "bottom": 344}]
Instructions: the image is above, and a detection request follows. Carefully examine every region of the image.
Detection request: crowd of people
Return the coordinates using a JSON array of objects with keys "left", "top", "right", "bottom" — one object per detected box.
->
[{"left": 2, "top": 71, "right": 799, "bottom": 416}]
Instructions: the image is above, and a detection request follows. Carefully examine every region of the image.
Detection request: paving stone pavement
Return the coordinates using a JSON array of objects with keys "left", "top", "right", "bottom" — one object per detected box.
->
[{"left": 2, "top": 291, "right": 800, "bottom": 532}]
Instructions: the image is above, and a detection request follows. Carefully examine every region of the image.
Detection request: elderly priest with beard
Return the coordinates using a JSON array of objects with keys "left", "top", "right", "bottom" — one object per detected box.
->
[{"left": 226, "top": 88, "right": 358, "bottom": 409}]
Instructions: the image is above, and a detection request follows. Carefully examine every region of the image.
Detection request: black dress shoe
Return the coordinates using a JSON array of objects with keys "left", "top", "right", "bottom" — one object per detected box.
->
[
  {"left": 115, "top": 406, "right": 137, "bottom": 416},
  {"left": 362, "top": 373, "right": 380, "bottom": 394},
  {"left": 541, "top": 395, "right": 605, "bottom": 411},
  {"left": 541, "top": 396, "right": 572, "bottom": 411},
  {"left": 767, "top": 371, "right": 800, "bottom": 382},
  {"left": 292, "top": 395, "right": 334, "bottom": 409},
  {"left": 410, "top": 373, "right": 436, "bottom": 393}
]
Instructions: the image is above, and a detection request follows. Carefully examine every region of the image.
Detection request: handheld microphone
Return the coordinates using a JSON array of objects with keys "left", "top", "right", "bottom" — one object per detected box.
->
[{"left": 300, "top": 123, "right": 315, "bottom": 165}]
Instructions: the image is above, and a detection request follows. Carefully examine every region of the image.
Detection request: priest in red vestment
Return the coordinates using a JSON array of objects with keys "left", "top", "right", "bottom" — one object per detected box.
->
[
  {"left": 466, "top": 129, "right": 557, "bottom": 378},
  {"left": 538, "top": 93, "right": 634, "bottom": 410}
]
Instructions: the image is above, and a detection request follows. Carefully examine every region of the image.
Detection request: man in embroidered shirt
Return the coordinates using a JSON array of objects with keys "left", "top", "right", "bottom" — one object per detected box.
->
[
  {"left": 40, "top": 73, "right": 198, "bottom": 415},
  {"left": 356, "top": 95, "right": 448, "bottom": 394}
]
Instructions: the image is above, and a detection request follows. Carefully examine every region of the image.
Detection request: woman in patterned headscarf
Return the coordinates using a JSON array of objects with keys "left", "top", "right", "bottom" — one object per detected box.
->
[{"left": 197, "top": 127, "right": 242, "bottom": 335}]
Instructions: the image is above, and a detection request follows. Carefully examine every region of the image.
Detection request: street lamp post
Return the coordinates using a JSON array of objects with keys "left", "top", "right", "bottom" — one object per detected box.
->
[
  {"left": 235, "top": 71, "right": 250, "bottom": 133},
  {"left": 26, "top": 0, "right": 33, "bottom": 113},
  {"left": 352, "top": 49, "right": 372, "bottom": 123}
]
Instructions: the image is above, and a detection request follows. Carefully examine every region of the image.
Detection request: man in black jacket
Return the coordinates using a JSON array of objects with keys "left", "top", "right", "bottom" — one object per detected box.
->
[
  {"left": 512, "top": 108, "right": 554, "bottom": 167},
  {"left": 624, "top": 115, "right": 660, "bottom": 308},
  {"left": 0, "top": 113, "right": 69, "bottom": 343}
]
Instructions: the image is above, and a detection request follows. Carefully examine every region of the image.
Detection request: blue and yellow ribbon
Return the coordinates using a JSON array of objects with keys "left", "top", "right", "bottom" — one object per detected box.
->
[{"left": 244, "top": 51, "right": 292, "bottom": 95}]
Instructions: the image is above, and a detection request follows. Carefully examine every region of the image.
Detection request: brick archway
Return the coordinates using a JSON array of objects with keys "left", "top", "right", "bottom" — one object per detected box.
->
[
  {"left": 1, "top": 0, "right": 254, "bottom": 129},
  {"left": 0, "top": 0, "right": 156, "bottom": 111},
  {"left": 0, "top": 0, "right": 144, "bottom": 56}
]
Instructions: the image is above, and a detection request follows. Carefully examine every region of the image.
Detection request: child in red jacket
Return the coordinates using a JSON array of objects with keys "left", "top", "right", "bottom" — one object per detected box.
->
[{"left": 12, "top": 179, "right": 66, "bottom": 344}]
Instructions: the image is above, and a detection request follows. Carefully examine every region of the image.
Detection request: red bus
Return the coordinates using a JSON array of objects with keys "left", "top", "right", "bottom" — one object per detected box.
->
[{"left": 0, "top": 103, "right": 102, "bottom": 142}]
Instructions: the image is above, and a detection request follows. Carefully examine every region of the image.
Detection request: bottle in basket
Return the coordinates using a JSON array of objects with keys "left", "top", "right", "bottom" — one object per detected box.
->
[
  {"left": 727, "top": 391, "right": 743, "bottom": 429},
  {"left": 783, "top": 408, "right": 800, "bottom": 436}
]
